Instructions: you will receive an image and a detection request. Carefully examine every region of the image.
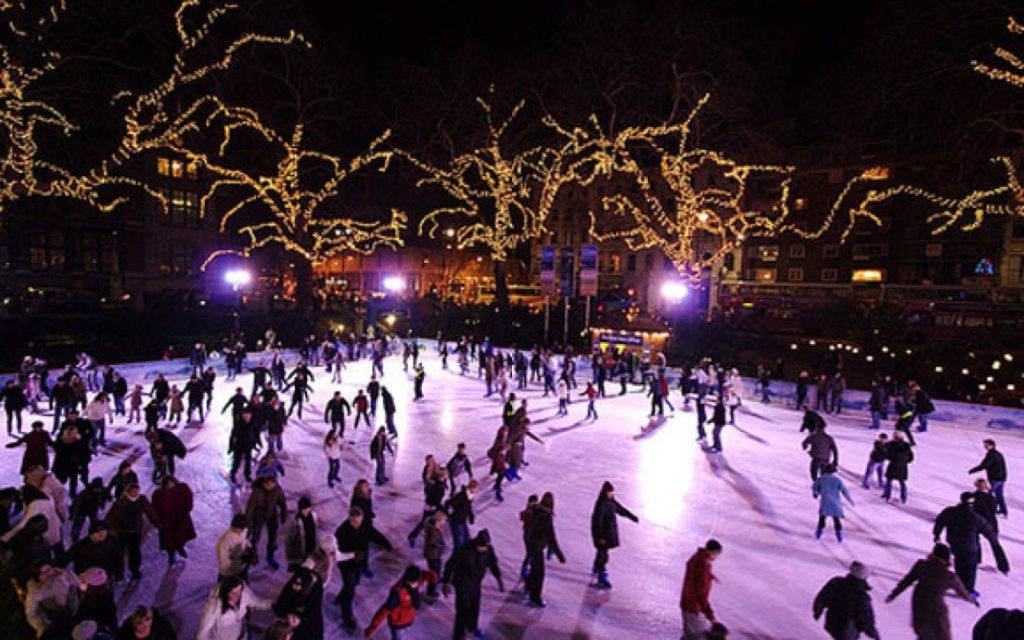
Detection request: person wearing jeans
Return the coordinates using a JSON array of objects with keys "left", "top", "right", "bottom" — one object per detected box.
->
[
  {"left": 969, "top": 439, "right": 1008, "bottom": 516},
  {"left": 862, "top": 433, "right": 888, "bottom": 489}
]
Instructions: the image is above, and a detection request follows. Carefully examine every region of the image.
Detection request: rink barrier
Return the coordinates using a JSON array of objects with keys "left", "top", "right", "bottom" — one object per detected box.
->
[{"left": 5, "top": 344, "right": 1023, "bottom": 430}]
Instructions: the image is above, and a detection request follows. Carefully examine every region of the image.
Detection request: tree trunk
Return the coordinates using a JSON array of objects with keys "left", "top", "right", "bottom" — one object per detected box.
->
[
  {"left": 493, "top": 259, "right": 509, "bottom": 310},
  {"left": 293, "top": 259, "right": 314, "bottom": 316}
]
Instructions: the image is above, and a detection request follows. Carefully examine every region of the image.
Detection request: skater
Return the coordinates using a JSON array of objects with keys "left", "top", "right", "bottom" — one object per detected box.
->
[
  {"left": 334, "top": 506, "right": 394, "bottom": 631},
  {"left": 61, "top": 518, "right": 123, "bottom": 582},
  {"left": 370, "top": 426, "right": 394, "bottom": 485},
  {"left": 969, "top": 439, "right": 1008, "bottom": 517},
  {"left": 352, "top": 389, "right": 372, "bottom": 430},
  {"left": 525, "top": 491, "right": 565, "bottom": 607},
  {"left": 829, "top": 372, "right": 846, "bottom": 415},
  {"left": 381, "top": 385, "right": 397, "bottom": 437},
  {"left": 800, "top": 406, "right": 826, "bottom": 433},
  {"left": 972, "top": 608, "right": 1024, "bottom": 638},
  {"left": 972, "top": 479, "right": 1000, "bottom": 533},
  {"left": 215, "top": 514, "right": 255, "bottom": 582},
  {"left": 446, "top": 442, "right": 474, "bottom": 494},
  {"left": 582, "top": 382, "right": 598, "bottom": 420},
  {"left": 167, "top": 385, "right": 184, "bottom": 425},
  {"left": 813, "top": 464, "right": 854, "bottom": 542},
  {"left": 707, "top": 396, "right": 727, "bottom": 453},
  {"left": 932, "top": 492, "right": 1007, "bottom": 596},
  {"left": 893, "top": 395, "right": 916, "bottom": 446},
  {"left": 1, "top": 380, "right": 27, "bottom": 435},
  {"left": 283, "top": 367, "right": 312, "bottom": 419},
  {"left": 197, "top": 575, "right": 273, "bottom": 640},
  {"left": 108, "top": 460, "right": 139, "bottom": 499},
  {"left": 422, "top": 511, "right": 447, "bottom": 597},
  {"left": 265, "top": 397, "right": 287, "bottom": 453},
  {"left": 910, "top": 382, "right": 934, "bottom": 432},
  {"left": 681, "top": 539, "right": 723, "bottom": 640},
  {"left": 228, "top": 409, "right": 258, "bottom": 484},
  {"left": 127, "top": 385, "right": 144, "bottom": 424},
  {"left": 861, "top": 433, "right": 888, "bottom": 489},
  {"left": 52, "top": 422, "right": 91, "bottom": 498},
  {"left": 812, "top": 561, "right": 881, "bottom": 640},
  {"left": 802, "top": 424, "right": 838, "bottom": 481},
  {"left": 885, "top": 543, "right": 979, "bottom": 640},
  {"left": 6, "top": 420, "right": 55, "bottom": 473},
  {"left": 151, "top": 475, "right": 196, "bottom": 567},
  {"left": 67, "top": 477, "right": 108, "bottom": 542},
  {"left": 589, "top": 481, "right": 638, "bottom": 589},
  {"left": 324, "top": 391, "right": 351, "bottom": 437},
  {"left": 447, "top": 479, "right": 478, "bottom": 550},
  {"left": 695, "top": 391, "right": 708, "bottom": 443},
  {"left": 487, "top": 426, "right": 509, "bottom": 502},
  {"left": 202, "top": 366, "right": 216, "bottom": 412},
  {"left": 442, "top": 530, "right": 504, "bottom": 640},
  {"left": 365, "top": 564, "right": 439, "bottom": 638},
  {"left": 414, "top": 363, "right": 425, "bottom": 400},
  {"left": 106, "top": 483, "right": 159, "bottom": 580},
  {"left": 795, "top": 370, "right": 810, "bottom": 410},
  {"left": 272, "top": 566, "right": 324, "bottom": 640},
  {"left": 283, "top": 496, "right": 320, "bottom": 571},
  {"left": 254, "top": 450, "right": 285, "bottom": 483},
  {"left": 323, "top": 429, "right": 343, "bottom": 488},
  {"left": 882, "top": 430, "right": 914, "bottom": 504},
  {"left": 184, "top": 376, "right": 206, "bottom": 423},
  {"left": 367, "top": 375, "right": 381, "bottom": 416},
  {"left": 868, "top": 377, "right": 888, "bottom": 430},
  {"left": 556, "top": 378, "right": 569, "bottom": 415},
  {"left": 408, "top": 467, "right": 449, "bottom": 545},
  {"left": 245, "top": 476, "right": 287, "bottom": 570}
]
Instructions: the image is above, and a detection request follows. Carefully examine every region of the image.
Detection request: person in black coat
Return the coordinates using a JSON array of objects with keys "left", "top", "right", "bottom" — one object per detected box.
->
[
  {"left": 589, "top": 481, "right": 638, "bottom": 589},
  {"left": 812, "top": 561, "right": 880, "bottom": 640},
  {"left": 273, "top": 566, "right": 324, "bottom": 640},
  {"left": 228, "top": 410, "right": 257, "bottom": 484},
  {"left": 525, "top": 492, "right": 565, "bottom": 607},
  {"left": 116, "top": 605, "right": 177, "bottom": 640},
  {"left": 442, "top": 530, "right": 504, "bottom": 640},
  {"left": 973, "top": 479, "right": 1000, "bottom": 534},
  {"left": 2, "top": 380, "right": 27, "bottom": 435},
  {"left": 882, "top": 431, "right": 913, "bottom": 504},
  {"left": 60, "top": 520, "right": 124, "bottom": 582},
  {"left": 69, "top": 478, "right": 109, "bottom": 542},
  {"left": 973, "top": 607, "right": 1024, "bottom": 640},
  {"left": 323, "top": 392, "right": 351, "bottom": 437},
  {"left": 800, "top": 407, "right": 826, "bottom": 434},
  {"left": 381, "top": 386, "right": 397, "bottom": 436},
  {"left": 334, "top": 506, "right": 393, "bottom": 630},
  {"left": 146, "top": 428, "right": 185, "bottom": 479},
  {"left": 183, "top": 376, "right": 206, "bottom": 424},
  {"left": 933, "top": 492, "right": 1008, "bottom": 594},
  {"left": 969, "top": 439, "right": 1008, "bottom": 517}
]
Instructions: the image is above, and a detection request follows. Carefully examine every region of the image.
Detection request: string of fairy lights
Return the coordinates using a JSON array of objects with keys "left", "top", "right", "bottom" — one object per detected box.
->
[
  {"left": 786, "top": 338, "right": 1021, "bottom": 396},
  {"left": 0, "top": 4, "right": 1023, "bottom": 284}
]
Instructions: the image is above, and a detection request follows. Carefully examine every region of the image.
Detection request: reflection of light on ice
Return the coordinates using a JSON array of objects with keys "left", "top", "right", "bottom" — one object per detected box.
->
[
  {"left": 439, "top": 406, "right": 455, "bottom": 434},
  {"left": 637, "top": 422, "right": 694, "bottom": 526}
]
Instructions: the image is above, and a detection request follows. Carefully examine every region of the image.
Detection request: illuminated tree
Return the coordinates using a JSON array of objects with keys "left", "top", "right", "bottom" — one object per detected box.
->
[
  {"left": 401, "top": 89, "right": 596, "bottom": 306},
  {"left": 579, "top": 94, "right": 794, "bottom": 279},
  {"left": 0, "top": 0, "right": 304, "bottom": 214},
  {"left": 171, "top": 104, "right": 405, "bottom": 310},
  {"left": 973, "top": 16, "right": 1024, "bottom": 89}
]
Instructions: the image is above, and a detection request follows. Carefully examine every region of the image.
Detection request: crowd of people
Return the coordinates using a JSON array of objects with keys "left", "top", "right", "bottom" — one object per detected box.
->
[{"left": 0, "top": 331, "right": 1018, "bottom": 639}]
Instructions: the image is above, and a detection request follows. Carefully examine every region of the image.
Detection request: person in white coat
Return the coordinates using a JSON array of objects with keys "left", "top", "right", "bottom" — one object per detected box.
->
[
  {"left": 23, "top": 559, "right": 80, "bottom": 637},
  {"left": 216, "top": 514, "right": 254, "bottom": 581},
  {"left": 196, "top": 575, "right": 272, "bottom": 640},
  {"left": 25, "top": 465, "right": 69, "bottom": 523},
  {"left": 2, "top": 485, "right": 63, "bottom": 552}
]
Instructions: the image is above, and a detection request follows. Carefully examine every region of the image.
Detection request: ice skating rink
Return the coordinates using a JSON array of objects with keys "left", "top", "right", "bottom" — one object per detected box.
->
[{"left": 3, "top": 349, "right": 1021, "bottom": 639}]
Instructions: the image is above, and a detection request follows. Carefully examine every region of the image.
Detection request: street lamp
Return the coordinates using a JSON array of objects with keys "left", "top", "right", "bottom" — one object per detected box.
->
[
  {"left": 445, "top": 228, "right": 455, "bottom": 238},
  {"left": 224, "top": 269, "right": 252, "bottom": 337},
  {"left": 383, "top": 275, "right": 405, "bottom": 293},
  {"left": 660, "top": 281, "right": 689, "bottom": 302}
]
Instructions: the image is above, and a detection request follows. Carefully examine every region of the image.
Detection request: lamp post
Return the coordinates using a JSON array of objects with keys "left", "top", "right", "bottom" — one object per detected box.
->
[{"left": 224, "top": 268, "right": 252, "bottom": 338}]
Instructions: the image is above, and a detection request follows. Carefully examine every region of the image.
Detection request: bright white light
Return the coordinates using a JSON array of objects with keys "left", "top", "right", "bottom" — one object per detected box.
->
[
  {"left": 992, "top": 361, "right": 1002, "bottom": 370},
  {"left": 661, "top": 282, "right": 688, "bottom": 301},
  {"left": 385, "top": 313, "right": 396, "bottom": 326},
  {"left": 1004, "top": 353, "right": 1014, "bottom": 362},
  {"left": 383, "top": 276, "right": 405, "bottom": 292},
  {"left": 935, "top": 366, "right": 943, "bottom": 373},
  {"left": 224, "top": 269, "right": 252, "bottom": 287},
  {"left": 962, "top": 368, "right": 970, "bottom": 375}
]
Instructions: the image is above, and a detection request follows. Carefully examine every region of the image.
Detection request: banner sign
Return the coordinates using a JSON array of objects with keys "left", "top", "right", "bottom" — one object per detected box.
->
[
  {"left": 540, "top": 246, "right": 556, "bottom": 297},
  {"left": 579, "top": 244, "right": 598, "bottom": 296},
  {"left": 597, "top": 332, "right": 644, "bottom": 346},
  {"left": 559, "top": 246, "right": 575, "bottom": 297}
]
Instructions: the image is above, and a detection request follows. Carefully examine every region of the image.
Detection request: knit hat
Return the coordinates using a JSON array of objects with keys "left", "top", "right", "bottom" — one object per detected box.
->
[
  {"left": 849, "top": 561, "right": 870, "bottom": 581},
  {"left": 932, "top": 543, "right": 951, "bottom": 561},
  {"left": 72, "top": 620, "right": 98, "bottom": 640},
  {"left": 474, "top": 530, "right": 491, "bottom": 546},
  {"left": 298, "top": 496, "right": 312, "bottom": 510},
  {"left": 601, "top": 481, "right": 614, "bottom": 494},
  {"left": 78, "top": 566, "right": 108, "bottom": 587},
  {"left": 88, "top": 520, "right": 108, "bottom": 534},
  {"left": 402, "top": 565, "right": 423, "bottom": 583}
]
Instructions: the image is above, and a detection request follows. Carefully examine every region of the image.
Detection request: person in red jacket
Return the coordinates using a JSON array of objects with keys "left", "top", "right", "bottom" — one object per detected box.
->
[
  {"left": 364, "top": 564, "right": 438, "bottom": 638},
  {"left": 681, "top": 539, "right": 723, "bottom": 639}
]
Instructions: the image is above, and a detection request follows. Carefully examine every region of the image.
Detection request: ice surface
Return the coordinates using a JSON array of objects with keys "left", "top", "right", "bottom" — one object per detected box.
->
[{"left": 2, "top": 348, "right": 1021, "bottom": 639}]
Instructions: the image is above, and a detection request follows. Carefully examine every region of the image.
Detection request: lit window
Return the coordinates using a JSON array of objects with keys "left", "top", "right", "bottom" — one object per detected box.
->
[
  {"left": 170, "top": 160, "right": 184, "bottom": 179},
  {"left": 756, "top": 245, "right": 779, "bottom": 262},
  {"left": 156, "top": 157, "right": 171, "bottom": 177},
  {"left": 754, "top": 268, "right": 776, "bottom": 282},
  {"left": 852, "top": 269, "right": 885, "bottom": 282},
  {"left": 186, "top": 161, "right": 199, "bottom": 180}
]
